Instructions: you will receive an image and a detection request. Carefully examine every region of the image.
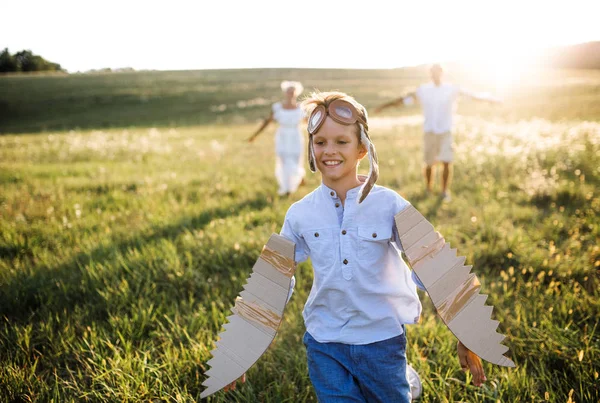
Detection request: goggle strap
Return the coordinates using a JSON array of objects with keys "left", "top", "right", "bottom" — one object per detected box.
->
[
  {"left": 308, "top": 135, "right": 317, "bottom": 173},
  {"left": 358, "top": 125, "right": 379, "bottom": 204}
]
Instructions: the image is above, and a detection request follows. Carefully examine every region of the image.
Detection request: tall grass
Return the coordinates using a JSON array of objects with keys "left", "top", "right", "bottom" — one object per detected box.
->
[{"left": 0, "top": 68, "right": 599, "bottom": 402}]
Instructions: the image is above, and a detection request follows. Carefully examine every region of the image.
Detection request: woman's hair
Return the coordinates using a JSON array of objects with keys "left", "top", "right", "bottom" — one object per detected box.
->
[{"left": 280, "top": 80, "right": 303, "bottom": 95}]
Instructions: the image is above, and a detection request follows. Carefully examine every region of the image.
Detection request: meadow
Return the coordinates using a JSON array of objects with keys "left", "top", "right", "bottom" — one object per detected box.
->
[{"left": 0, "top": 67, "right": 599, "bottom": 402}]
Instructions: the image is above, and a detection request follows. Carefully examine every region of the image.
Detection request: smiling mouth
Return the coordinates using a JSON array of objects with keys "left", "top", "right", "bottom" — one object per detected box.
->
[{"left": 323, "top": 160, "right": 342, "bottom": 166}]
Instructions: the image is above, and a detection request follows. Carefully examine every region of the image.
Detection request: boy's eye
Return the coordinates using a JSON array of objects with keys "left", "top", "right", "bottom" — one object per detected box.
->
[
  {"left": 338, "top": 141, "right": 348, "bottom": 144},
  {"left": 315, "top": 141, "right": 324, "bottom": 145}
]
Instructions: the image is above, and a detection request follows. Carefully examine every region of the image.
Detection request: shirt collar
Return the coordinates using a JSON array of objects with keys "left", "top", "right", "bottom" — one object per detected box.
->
[
  {"left": 320, "top": 175, "right": 368, "bottom": 202},
  {"left": 320, "top": 183, "right": 339, "bottom": 200}
]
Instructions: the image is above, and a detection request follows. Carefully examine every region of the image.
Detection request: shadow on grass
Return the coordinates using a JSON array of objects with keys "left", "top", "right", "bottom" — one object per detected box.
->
[
  {"left": 527, "top": 188, "right": 589, "bottom": 212},
  {"left": 0, "top": 195, "right": 271, "bottom": 324},
  {"left": 0, "top": 245, "right": 31, "bottom": 260},
  {"left": 407, "top": 191, "right": 444, "bottom": 219}
]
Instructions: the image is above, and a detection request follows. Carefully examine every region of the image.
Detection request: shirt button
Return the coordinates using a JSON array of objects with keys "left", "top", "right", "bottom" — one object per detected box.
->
[
  {"left": 341, "top": 230, "right": 347, "bottom": 235},
  {"left": 314, "top": 232, "right": 319, "bottom": 237},
  {"left": 330, "top": 191, "right": 335, "bottom": 196},
  {"left": 343, "top": 259, "right": 348, "bottom": 265},
  {"left": 372, "top": 233, "right": 377, "bottom": 238},
  {"left": 335, "top": 203, "right": 340, "bottom": 208}
]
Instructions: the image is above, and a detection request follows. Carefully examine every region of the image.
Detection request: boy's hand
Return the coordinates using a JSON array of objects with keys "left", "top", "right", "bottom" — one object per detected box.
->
[
  {"left": 457, "top": 341, "right": 486, "bottom": 386},
  {"left": 223, "top": 373, "right": 246, "bottom": 392}
]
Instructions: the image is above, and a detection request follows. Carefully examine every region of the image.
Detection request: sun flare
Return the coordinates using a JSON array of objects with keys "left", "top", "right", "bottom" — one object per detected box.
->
[{"left": 458, "top": 48, "right": 538, "bottom": 93}]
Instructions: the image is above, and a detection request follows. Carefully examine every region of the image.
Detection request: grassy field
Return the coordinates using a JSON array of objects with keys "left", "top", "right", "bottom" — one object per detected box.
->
[
  {"left": 0, "top": 68, "right": 599, "bottom": 402},
  {"left": 2, "top": 67, "right": 600, "bottom": 134}
]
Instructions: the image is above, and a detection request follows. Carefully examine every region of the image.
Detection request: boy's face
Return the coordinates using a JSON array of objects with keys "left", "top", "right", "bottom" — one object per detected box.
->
[{"left": 312, "top": 117, "right": 367, "bottom": 185}]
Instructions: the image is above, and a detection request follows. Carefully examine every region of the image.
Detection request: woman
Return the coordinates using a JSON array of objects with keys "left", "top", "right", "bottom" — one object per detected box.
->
[{"left": 248, "top": 81, "right": 306, "bottom": 196}]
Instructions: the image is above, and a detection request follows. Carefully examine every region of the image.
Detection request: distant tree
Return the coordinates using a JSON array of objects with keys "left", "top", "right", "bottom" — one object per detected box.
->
[
  {"left": 0, "top": 48, "right": 18, "bottom": 72},
  {"left": 0, "top": 49, "right": 62, "bottom": 73},
  {"left": 14, "top": 50, "right": 34, "bottom": 71}
]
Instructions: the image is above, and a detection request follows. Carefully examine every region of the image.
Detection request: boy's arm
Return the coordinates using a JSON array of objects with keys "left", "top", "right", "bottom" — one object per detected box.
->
[
  {"left": 280, "top": 213, "right": 309, "bottom": 304},
  {"left": 392, "top": 221, "right": 426, "bottom": 291},
  {"left": 411, "top": 270, "right": 426, "bottom": 291},
  {"left": 457, "top": 341, "right": 486, "bottom": 386},
  {"left": 285, "top": 275, "right": 296, "bottom": 304},
  {"left": 394, "top": 204, "right": 515, "bottom": 384},
  {"left": 200, "top": 233, "right": 297, "bottom": 398}
]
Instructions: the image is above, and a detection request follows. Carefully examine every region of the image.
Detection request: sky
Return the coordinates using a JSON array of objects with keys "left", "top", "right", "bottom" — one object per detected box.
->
[{"left": 2, "top": 0, "right": 599, "bottom": 73}]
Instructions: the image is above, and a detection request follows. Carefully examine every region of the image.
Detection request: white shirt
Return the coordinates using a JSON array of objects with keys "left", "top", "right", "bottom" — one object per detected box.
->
[
  {"left": 280, "top": 183, "right": 422, "bottom": 345},
  {"left": 272, "top": 102, "right": 304, "bottom": 155},
  {"left": 404, "top": 83, "right": 497, "bottom": 135},
  {"left": 403, "top": 83, "right": 460, "bottom": 135}
]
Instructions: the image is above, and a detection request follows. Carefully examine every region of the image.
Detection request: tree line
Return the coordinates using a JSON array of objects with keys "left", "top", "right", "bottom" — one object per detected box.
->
[{"left": 0, "top": 48, "right": 63, "bottom": 73}]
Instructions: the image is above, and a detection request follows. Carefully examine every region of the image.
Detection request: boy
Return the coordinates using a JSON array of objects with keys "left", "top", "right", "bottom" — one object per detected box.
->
[{"left": 226, "top": 91, "right": 485, "bottom": 402}]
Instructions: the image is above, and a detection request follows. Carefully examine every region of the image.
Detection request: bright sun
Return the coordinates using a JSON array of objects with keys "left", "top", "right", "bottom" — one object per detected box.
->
[{"left": 458, "top": 47, "right": 539, "bottom": 93}]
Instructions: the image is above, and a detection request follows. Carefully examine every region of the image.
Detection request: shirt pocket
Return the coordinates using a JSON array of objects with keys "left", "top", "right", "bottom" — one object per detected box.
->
[
  {"left": 302, "top": 228, "right": 336, "bottom": 268},
  {"left": 357, "top": 225, "right": 393, "bottom": 267}
]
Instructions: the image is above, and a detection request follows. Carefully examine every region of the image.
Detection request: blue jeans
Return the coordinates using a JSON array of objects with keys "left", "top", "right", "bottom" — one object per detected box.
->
[{"left": 303, "top": 331, "right": 410, "bottom": 403}]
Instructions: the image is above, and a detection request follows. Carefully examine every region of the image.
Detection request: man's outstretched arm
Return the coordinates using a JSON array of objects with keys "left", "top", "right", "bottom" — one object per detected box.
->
[
  {"left": 459, "top": 88, "right": 502, "bottom": 104},
  {"left": 372, "top": 92, "right": 417, "bottom": 114}
]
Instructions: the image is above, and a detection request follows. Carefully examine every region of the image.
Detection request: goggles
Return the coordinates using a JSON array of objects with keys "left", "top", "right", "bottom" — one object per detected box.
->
[{"left": 307, "top": 99, "right": 368, "bottom": 135}]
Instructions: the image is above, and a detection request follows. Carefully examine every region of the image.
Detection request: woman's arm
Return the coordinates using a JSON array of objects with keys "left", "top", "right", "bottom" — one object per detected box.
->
[{"left": 248, "top": 112, "right": 274, "bottom": 142}]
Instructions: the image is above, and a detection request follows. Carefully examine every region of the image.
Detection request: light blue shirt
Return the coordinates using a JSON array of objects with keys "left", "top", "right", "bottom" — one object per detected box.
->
[{"left": 280, "top": 182, "right": 423, "bottom": 345}]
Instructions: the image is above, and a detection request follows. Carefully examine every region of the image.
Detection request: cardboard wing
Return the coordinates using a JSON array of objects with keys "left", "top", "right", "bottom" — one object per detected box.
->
[
  {"left": 200, "top": 234, "right": 297, "bottom": 399},
  {"left": 395, "top": 205, "right": 515, "bottom": 367}
]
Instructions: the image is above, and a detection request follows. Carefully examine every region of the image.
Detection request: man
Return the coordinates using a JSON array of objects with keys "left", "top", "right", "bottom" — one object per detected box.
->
[{"left": 374, "top": 64, "right": 501, "bottom": 201}]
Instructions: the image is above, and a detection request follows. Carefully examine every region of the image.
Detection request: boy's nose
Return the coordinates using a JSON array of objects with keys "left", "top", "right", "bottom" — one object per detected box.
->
[{"left": 324, "top": 145, "right": 337, "bottom": 155}]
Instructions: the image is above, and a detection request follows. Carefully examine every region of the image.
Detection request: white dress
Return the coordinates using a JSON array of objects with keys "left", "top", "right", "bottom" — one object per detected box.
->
[{"left": 272, "top": 102, "right": 305, "bottom": 195}]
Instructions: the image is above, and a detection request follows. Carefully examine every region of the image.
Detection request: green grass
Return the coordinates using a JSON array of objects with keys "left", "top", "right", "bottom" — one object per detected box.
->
[
  {"left": 0, "top": 68, "right": 599, "bottom": 402},
  {"left": 2, "top": 67, "right": 600, "bottom": 134}
]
